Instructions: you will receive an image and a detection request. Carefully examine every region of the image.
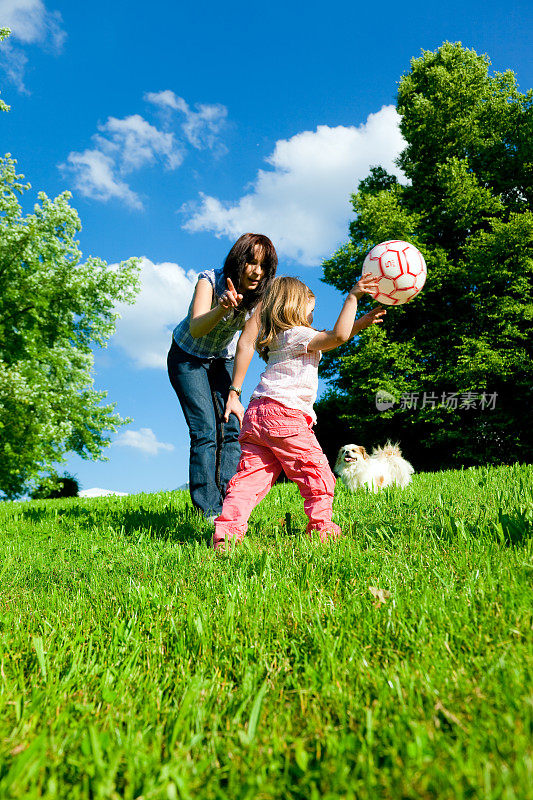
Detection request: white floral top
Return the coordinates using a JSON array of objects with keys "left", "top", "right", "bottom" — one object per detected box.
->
[{"left": 251, "top": 326, "right": 321, "bottom": 423}]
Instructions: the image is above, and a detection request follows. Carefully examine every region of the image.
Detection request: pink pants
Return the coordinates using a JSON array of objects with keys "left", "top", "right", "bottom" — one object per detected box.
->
[{"left": 213, "top": 399, "right": 341, "bottom": 547}]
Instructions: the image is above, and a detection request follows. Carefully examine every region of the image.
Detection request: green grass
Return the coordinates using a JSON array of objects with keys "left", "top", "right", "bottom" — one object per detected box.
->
[{"left": 0, "top": 464, "right": 532, "bottom": 799}]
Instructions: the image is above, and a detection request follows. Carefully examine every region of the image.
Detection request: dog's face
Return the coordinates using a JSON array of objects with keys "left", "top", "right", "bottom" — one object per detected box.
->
[{"left": 335, "top": 444, "right": 368, "bottom": 473}]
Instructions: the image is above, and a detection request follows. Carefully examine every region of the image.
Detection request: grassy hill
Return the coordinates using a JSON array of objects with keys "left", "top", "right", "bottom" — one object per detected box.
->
[{"left": 1, "top": 464, "right": 532, "bottom": 799}]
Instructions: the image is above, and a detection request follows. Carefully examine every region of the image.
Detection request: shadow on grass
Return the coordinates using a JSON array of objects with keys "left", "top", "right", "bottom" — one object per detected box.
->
[
  {"left": 495, "top": 509, "right": 532, "bottom": 547},
  {"left": 12, "top": 502, "right": 212, "bottom": 546},
  {"left": 427, "top": 507, "right": 532, "bottom": 547}
]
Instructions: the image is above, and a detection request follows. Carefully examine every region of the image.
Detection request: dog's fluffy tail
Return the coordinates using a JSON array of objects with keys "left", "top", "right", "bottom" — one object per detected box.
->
[
  {"left": 372, "top": 440, "right": 414, "bottom": 487},
  {"left": 372, "top": 440, "right": 402, "bottom": 459}
]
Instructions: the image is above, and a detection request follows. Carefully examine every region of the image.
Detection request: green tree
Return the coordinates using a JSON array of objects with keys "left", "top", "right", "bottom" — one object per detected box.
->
[
  {"left": 318, "top": 43, "right": 533, "bottom": 470},
  {"left": 0, "top": 155, "right": 140, "bottom": 498},
  {"left": 30, "top": 472, "right": 80, "bottom": 500}
]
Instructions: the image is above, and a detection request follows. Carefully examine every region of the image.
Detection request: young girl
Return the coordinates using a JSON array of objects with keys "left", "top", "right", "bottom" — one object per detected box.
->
[{"left": 213, "top": 273, "right": 385, "bottom": 549}]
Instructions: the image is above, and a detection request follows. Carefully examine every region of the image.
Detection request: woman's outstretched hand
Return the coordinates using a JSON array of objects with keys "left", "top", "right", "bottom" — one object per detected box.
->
[
  {"left": 351, "top": 271, "right": 380, "bottom": 300},
  {"left": 218, "top": 278, "right": 243, "bottom": 312},
  {"left": 224, "top": 392, "right": 245, "bottom": 426}
]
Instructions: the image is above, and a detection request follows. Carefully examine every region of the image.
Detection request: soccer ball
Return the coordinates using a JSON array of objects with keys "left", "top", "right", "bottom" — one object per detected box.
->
[{"left": 363, "top": 240, "right": 427, "bottom": 305}]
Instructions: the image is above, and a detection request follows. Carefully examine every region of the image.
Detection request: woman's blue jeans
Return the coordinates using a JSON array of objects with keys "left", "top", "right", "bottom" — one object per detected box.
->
[{"left": 167, "top": 340, "right": 241, "bottom": 517}]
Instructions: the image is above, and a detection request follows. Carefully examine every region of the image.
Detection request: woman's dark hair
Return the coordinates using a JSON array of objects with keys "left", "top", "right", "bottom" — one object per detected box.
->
[{"left": 223, "top": 233, "right": 277, "bottom": 311}]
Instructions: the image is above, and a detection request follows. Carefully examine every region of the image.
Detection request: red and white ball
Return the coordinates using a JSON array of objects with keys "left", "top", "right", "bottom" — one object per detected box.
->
[{"left": 363, "top": 240, "right": 427, "bottom": 305}]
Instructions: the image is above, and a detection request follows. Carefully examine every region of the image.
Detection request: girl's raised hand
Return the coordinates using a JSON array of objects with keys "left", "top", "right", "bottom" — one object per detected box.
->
[
  {"left": 219, "top": 277, "right": 244, "bottom": 311},
  {"left": 351, "top": 271, "right": 380, "bottom": 300},
  {"left": 359, "top": 305, "right": 387, "bottom": 328}
]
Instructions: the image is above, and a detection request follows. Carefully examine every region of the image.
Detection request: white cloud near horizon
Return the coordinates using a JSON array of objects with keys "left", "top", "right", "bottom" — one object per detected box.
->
[
  {"left": 112, "top": 256, "right": 198, "bottom": 369},
  {"left": 183, "top": 105, "right": 405, "bottom": 266},
  {"left": 0, "top": 0, "right": 66, "bottom": 91},
  {"left": 113, "top": 427, "right": 175, "bottom": 456}
]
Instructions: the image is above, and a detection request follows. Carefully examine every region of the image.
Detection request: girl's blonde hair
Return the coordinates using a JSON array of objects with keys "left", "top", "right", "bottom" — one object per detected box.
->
[{"left": 256, "top": 277, "right": 315, "bottom": 361}]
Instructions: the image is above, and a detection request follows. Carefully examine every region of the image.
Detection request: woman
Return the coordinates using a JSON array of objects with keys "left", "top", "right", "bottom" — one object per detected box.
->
[{"left": 167, "top": 233, "right": 277, "bottom": 520}]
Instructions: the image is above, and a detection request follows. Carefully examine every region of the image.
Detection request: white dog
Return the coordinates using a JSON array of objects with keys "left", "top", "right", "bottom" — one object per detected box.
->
[{"left": 334, "top": 441, "right": 414, "bottom": 492}]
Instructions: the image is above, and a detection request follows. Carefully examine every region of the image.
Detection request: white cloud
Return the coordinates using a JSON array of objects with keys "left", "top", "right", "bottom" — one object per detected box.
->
[
  {"left": 60, "top": 93, "right": 226, "bottom": 209},
  {"left": 97, "top": 114, "right": 184, "bottom": 171},
  {"left": 0, "top": 0, "right": 65, "bottom": 46},
  {"left": 61, "top": 148, "right": 143, "bottom": 209},
  {"left": 145, "top": 89, "right": 227, "bottom": 151},
  {"left": 0, "top": 40, "right": 27, "bottom": 91},
  {"left": 144, "top": 90, "right": 188, "bottom": 113},
  {"left": 183, "top": 105, "right": 405, "bottom": 266},
  {"left": 0, "top": 0, "right": 66, "bottom": 91},
  {"left": 114, "top": 427, "right": 175, "bottom": 456},
  {"left": 79, "top": 487, "right": 128, "bottom": 498},
  {"left": 60, "top": 114, "right": 183, "bottom": 209},
  {"left": 112, "top": 256, "right": 198, "bottom": 369}
]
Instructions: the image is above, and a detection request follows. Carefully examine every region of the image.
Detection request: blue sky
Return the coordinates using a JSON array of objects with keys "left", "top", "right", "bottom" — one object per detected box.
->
[{"left": 1, "top": 0, "right": 531, "bottom": 494}]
